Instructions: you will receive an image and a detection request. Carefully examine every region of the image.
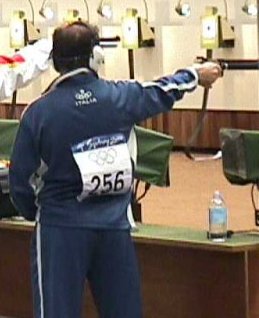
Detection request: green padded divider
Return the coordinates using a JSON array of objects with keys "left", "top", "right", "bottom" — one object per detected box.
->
[
  {"left": 220, "top": 128, "right": 259, "bottom": 185},
  {"left": 0, "top": 120, "right": 20, "bottom": 218},
  {"left": 134, "top": 126, "right": 174, "bottom": 187},
  {"left": 0, "top": 120, "right": 174, "bottom": 188},
  {"left": 0, "top": 119, "right": 20, "bottom": 160}
]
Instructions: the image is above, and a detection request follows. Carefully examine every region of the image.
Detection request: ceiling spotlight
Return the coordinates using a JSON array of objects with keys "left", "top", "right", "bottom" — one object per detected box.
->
[
  {"left": 175, "top": 0, "right": 191, "bottom": 17},
  {"left": 39, "top": 7, "right": 54, "bottom": 20},
  {"left": 97, "top": 0, "right": 113, "bottom": 20},
  {"left": 242, "top": 1, "right": 258, "bottom": 16},
  {"left": 39, "top": 0, "right": 54, "bottom": 20},
  {"left": 97, "top": 0, "right": 149, "bottom": 22},
  {"left": 40, "top": 0, "right": 89, "bottom": 21}
]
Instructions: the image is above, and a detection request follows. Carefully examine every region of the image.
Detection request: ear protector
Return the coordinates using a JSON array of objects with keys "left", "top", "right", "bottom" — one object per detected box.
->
[
  {"left": 89, "top": 44, "right": 105, "bottom": 73},
  {"left": 86, "top": 23, "right": 105, "bottom": 73}
]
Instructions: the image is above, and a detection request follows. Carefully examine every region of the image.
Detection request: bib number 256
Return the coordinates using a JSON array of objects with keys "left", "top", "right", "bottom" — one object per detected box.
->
[{"left": 89, "top": 171, "right": 125, "bottom": 195}]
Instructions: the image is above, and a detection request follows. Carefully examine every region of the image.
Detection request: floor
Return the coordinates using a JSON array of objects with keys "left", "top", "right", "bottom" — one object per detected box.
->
[{"left": 139, "top": 151, "right": 256, "bottom": 232}]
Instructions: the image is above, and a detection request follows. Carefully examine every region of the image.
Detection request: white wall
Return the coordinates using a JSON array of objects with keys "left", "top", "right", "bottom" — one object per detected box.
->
[{"left": 0, "top": 0, "right": 258, "bottom": 110}]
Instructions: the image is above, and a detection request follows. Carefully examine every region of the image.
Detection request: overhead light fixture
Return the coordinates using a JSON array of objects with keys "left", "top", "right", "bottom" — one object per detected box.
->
[
  {"left": 39, "top": 0, "right": 90, "bottom": 22},
  {"left": 25, "top": 0, "right": 35, "bottom": 24},
  {"left": 39, "top": 0, "right": 54, "bottom": 20},
  {"left": 242, "top": 0, "right": 258, "bottom": 16},
  {"left": 175, "top": 0, "right": 229, "bottom": 19},
  {"left": 97, "top": 0, "right": 149, "bottom": 22},
  {"left": 175, "top": 0, "right": 191, "bottom": 17},
  {"left": 97, "top": 0, "right": 113, "bottom": 20},
  {"left": 81, "top": 0, "right": 90, "bottom": 21}
]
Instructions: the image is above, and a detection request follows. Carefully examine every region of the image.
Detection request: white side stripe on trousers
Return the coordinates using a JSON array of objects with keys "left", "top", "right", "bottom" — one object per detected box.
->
[{"left": 36, "top": 223, "right": 44, "bottom": 318}]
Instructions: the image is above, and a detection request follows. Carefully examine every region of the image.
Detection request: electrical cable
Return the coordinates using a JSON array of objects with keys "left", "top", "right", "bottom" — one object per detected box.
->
[
  {"left": 27, "top": 0, "right": 35, "bottom": 24},
  {"left": 223, "top": 0, "right": 228, "bottom": 19},
  {"left": 251, "top": 183, "right": 259, "bottom": 226}
]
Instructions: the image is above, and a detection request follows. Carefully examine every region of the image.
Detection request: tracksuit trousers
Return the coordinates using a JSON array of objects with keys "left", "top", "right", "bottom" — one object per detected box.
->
[{"left": 31, "top": 223, "right": 143, "bottom": 318}]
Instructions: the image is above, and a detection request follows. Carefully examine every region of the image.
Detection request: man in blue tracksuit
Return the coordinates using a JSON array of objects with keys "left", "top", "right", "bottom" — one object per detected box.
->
[{"left": 9, "top": 21, "right": 222, "bottom": 318}]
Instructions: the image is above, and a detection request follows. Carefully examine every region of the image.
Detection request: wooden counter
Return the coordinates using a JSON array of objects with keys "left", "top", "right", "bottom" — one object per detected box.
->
[{"left": 1, "top": 220, "right": 259, "bottom": 318}]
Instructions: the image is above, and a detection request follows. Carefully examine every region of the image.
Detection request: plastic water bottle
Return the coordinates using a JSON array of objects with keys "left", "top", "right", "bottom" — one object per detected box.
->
[{"left": 208, "top": 191, "right": 228, "bottom": 242}]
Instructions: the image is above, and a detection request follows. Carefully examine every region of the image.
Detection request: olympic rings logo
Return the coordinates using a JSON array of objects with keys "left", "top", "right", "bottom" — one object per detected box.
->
[{"left": 88, "top": 148, "right": 117, "bottom": 166}]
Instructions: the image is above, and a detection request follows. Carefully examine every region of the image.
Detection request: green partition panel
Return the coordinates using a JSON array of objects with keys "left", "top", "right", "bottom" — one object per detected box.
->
[
  {"left": 0, "top": 120, "right": 174, "bottom": 188},
  {"left": 0, "top": 119, "right": 19, "bottom": 160},
  {"left": 134, "top": 126, "right": 174, "bottom": 187},
  {"left": 0, "top": 120, "right": 20, "bottom": 217},
  {"left": 220, "top": 128, "right": 259, "bottom": 185},
  {"left": 0, "top": 121, "right": 174, "bottom": 217}
]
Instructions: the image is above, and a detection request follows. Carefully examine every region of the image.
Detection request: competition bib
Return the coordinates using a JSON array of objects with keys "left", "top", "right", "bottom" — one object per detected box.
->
[{"left": 71, "top": 133, "right": 133, "bottom": 200}]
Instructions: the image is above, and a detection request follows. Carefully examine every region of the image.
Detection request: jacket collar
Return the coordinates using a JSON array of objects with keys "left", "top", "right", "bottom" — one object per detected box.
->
[{"left": 47, "top": 68, "right": 97, "bottom": 93}]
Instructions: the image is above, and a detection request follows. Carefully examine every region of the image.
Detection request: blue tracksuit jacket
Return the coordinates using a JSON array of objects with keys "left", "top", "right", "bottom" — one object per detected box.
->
[{"left": 9, "top": 67, "right": 198, "bottom": 229}]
